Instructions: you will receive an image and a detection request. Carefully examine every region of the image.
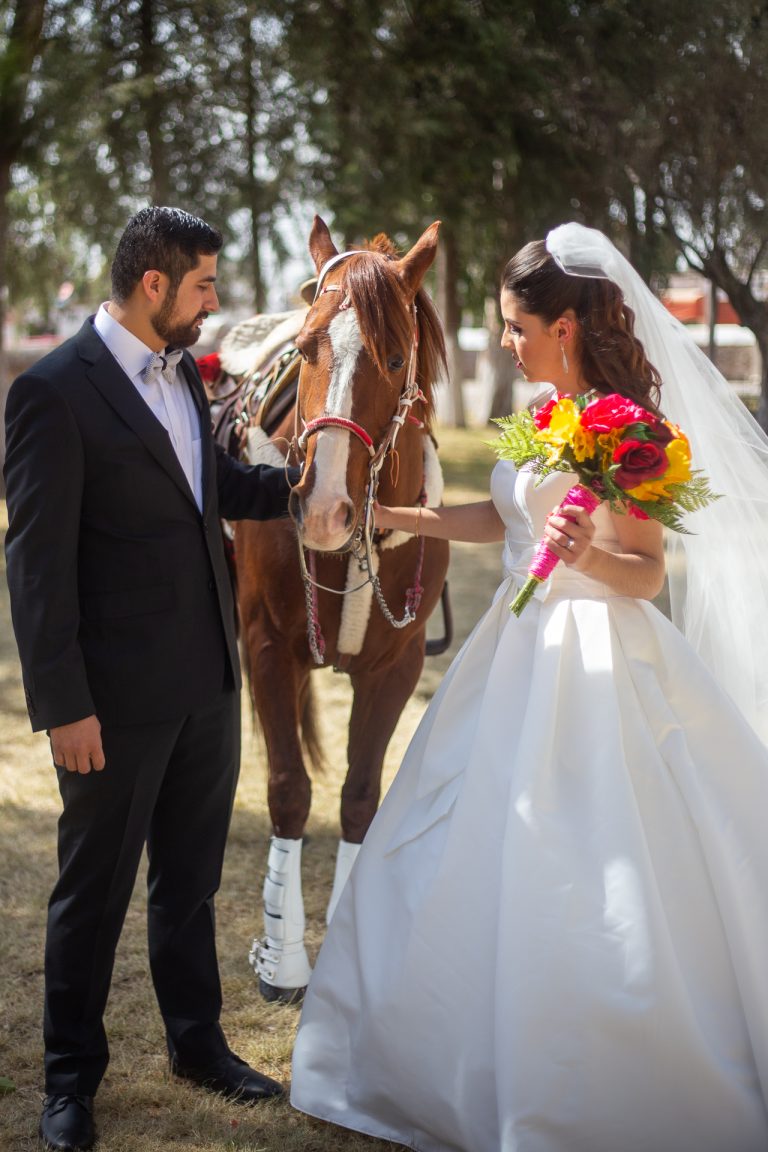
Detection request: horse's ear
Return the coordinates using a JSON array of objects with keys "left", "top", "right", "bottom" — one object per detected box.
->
[
  {"left": 396, "top": 221, "right": 441, "bottom": 299},
  {"left": 309, "top": 215, "right": 339, "bottom": 273}
]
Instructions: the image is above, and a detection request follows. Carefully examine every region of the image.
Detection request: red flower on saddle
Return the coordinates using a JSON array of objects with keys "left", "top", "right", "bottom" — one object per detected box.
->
[{"left": 196, "top": 352, "right": 222, "bottom": 383}]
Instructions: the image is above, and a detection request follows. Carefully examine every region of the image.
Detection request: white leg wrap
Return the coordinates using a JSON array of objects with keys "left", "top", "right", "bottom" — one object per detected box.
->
[
  {"left": 326, "top": 839, "right": 362, "bottom": 925},
  {"left": 249, "top": 837, "right": 311, "bottom": 990}
]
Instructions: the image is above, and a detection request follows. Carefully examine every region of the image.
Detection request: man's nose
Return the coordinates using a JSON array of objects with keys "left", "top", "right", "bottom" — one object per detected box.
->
[{"left": 207, "top": 288, "right": 220, "bottom": 313}]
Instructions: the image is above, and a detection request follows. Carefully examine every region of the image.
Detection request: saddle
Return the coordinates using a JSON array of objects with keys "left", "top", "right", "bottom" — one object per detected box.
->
[{"left": 206, "top": 342, "right": 301, "bottom": 459}]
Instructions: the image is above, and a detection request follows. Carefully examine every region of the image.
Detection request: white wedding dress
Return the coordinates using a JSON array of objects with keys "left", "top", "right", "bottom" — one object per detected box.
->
[{"left": 291, "top": 459, "right": 768, "bottom": 1152}]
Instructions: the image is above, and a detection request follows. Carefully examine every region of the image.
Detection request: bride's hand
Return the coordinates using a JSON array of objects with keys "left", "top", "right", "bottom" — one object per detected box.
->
[{"left": 545, "top": 503, "right": 595, "bottom": 566}]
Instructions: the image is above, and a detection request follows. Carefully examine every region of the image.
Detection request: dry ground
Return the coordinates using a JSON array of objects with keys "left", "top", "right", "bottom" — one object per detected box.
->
[{"left": 0, "top": 426, "right": 501, "bottom": 1152}]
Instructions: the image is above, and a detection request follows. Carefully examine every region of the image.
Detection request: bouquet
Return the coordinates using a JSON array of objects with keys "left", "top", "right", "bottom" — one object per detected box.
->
[{"left": 490, "top": 389, "right": 719, "bottom": 616}]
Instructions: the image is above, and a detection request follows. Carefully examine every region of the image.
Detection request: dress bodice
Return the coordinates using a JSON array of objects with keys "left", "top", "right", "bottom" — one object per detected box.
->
[{"left": 490, "top": 459, "right": 623, "bottom": 600}]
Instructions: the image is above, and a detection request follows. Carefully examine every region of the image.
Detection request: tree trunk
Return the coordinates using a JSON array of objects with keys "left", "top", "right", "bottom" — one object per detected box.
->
[
  {"left": 0, "top": 0, "right": 47, "bottom": 482},
  {"left": 242, "top": 15, "right": 265, "bottom": 313},
  {"left": 0, "top": 158, "right": 11, "bottom": 486},
  {"left": 485, "top": 295, "right": 515, "bottom": 419},
  {"left": 707, "top": 279, "right": 717, "bottom": 364},
  {"left": 755, "top": 329, "right": 768, "bottom": 434},
  {"left": 435, "top": 226, "right": 465, "bottom": 428},
  {"left": 693, "top": 248, "right": 768, "bottom": 433},
  {"left": 140, "top": 0, "right": 169, "bottom": 205}
]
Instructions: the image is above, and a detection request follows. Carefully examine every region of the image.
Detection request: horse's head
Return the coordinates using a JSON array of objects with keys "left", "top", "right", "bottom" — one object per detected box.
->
[{"left": 289, "top": 216, "right": 445, "bottom": 553}]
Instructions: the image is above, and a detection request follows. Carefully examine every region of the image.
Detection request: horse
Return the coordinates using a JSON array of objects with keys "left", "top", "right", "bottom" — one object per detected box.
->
[{"left": 218, "top": 216, "right": 450, "bottom": 1002}]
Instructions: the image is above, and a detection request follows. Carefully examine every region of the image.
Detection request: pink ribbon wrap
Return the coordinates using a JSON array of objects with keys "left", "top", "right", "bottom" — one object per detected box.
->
[{"left": 509, "top": 484, "right": 600, "bottom": 616}]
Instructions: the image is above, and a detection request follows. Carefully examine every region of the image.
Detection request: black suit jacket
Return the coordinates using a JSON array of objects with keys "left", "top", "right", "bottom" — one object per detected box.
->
[{"left": 4, "top": 318, "right": 296, "bottom": 732}]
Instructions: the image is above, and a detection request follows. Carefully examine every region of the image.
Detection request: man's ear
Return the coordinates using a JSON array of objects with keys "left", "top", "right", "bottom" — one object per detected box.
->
[{"left": 141, "top": 269, "right": 166, "bottom": 304}]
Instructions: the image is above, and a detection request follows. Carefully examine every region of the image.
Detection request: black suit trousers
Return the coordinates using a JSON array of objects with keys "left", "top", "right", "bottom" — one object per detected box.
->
[{"left": 43, "top": 690, "right": 240, "bottom": 1095}]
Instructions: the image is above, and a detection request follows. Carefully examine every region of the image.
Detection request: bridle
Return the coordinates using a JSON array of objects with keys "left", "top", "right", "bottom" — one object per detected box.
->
[{"left": 291, "top": 249, "right": 429, "bottom": 664}]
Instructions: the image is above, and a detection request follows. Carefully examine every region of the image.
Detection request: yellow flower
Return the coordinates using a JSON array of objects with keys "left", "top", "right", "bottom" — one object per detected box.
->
[
  {"left": 544, "top": 443, "right": 565, "bottom": 465},
  {"left": 663, "top": 431, "right": 692, "bottom": 482},
  {"left": 597, "top": 429, "right": 622, "bottom": 469},
  {"left": 535, "top": 397, "right": 580, "bottom": 448},
  {"left": 572, "top": 425, "right": 597, "bottom": 462},
  {"left": 534, "top": 397, "right": 595, "bottom": 463}
]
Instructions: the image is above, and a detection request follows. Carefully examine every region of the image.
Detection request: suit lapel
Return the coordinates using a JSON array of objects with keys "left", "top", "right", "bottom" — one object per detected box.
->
[
  {"left": 77, "top": 320, "right": 199, "bottom": 509},
  {"left": 179, "top": 352, "right": 218, "bottom": 515}
]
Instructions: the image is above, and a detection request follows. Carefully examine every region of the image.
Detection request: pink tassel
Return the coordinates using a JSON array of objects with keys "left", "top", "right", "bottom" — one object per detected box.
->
[{"left": 510, "top": 485, "right": 600, "bottom": 616}]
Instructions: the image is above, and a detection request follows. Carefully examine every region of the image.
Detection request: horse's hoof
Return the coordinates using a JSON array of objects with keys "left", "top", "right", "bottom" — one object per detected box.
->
[
  {"left": 258, "top": 977, "right": 306, "bottom": 1005},
  {"left": 249, "top": 936, "right": 310, "bottom": 1005}
]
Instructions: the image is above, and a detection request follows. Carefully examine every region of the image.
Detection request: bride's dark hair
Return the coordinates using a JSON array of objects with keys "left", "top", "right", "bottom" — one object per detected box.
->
[{"left": 501, "top": 240, "right": 662, "bottom": 412}]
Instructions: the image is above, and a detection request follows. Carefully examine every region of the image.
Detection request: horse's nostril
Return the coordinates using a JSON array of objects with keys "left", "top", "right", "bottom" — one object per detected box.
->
[
  {"left": 345, "top": 503, "right": 355, "bottom": 531},
  {"left": 289, "top": 489, "right": 304, "bottom": 525}
]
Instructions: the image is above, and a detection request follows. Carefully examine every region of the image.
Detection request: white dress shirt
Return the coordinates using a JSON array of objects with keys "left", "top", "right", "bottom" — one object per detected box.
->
[{"left": 93, "top": 304, "right": 203, "bottom": 510}]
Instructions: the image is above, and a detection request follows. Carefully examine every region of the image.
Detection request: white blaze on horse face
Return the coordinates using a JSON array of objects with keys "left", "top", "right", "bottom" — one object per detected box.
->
[
  {"left": 303, "top": 308, "right": 362, "bottom": 548},
  {"left": 326, "top": 308, "right": 362, "bottom": 416}
]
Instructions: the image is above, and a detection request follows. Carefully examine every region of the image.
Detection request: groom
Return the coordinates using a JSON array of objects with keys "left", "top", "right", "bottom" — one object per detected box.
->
[{"left": 4, "top": 207, "right": 298, "bottom": 1151}]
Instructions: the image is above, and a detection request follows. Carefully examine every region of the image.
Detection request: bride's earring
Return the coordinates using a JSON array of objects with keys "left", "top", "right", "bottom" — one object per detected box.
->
[{"left": 560, "top": 342, "right": 569, "bottom": 374}]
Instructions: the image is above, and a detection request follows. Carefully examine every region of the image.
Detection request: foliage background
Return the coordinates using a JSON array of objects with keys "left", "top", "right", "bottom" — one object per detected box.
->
[{"left": 2, "top": 0, "right": 768, "bottom": 424}]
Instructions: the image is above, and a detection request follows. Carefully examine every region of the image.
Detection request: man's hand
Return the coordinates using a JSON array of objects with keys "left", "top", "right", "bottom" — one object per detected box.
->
[{"left": 50, "top": 715, "right": 105, "bottom": 774}]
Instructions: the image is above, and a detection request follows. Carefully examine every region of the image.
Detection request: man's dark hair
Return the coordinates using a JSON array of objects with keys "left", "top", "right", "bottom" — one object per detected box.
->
[{"left": 111, "top": 206, "right": 223, "bottom": 303}]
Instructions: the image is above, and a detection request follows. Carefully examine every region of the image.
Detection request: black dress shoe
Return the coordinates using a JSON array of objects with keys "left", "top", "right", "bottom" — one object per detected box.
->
[
  {"left": 170, "top": 1051, "right": 284, "bottom": 1103},
  {"left": 39, "top": 1094, "right": 95, "bottom": 1151}
]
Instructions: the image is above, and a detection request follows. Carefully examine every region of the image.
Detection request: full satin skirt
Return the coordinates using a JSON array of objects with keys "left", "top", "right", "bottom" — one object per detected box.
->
[{"left": 291, "top": 582, "right": 768, "bottom": 1152}]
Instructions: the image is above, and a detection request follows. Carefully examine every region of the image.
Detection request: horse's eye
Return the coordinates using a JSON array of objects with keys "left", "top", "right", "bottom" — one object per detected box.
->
[
  {"left": 387, "top": 355, "right": 405, "bottom": 372},
  {"left": 295, "top": 331, "right": 317, "bottom": 364}
]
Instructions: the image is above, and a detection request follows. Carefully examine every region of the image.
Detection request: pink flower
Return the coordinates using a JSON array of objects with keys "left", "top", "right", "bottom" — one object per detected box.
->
[{"left": 580, "top": 395, "right": 648, "bottom": 433}]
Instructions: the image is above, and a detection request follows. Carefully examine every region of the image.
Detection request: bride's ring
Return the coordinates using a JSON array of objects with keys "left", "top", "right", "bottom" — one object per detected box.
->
[{"left": 567, "top": 538, "right": 575, "bottom": 550}]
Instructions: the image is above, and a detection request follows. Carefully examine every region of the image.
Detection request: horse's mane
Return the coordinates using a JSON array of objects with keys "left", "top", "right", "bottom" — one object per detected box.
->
[{"left": 338, "top": 234, "right": 446, "bottom": 426}]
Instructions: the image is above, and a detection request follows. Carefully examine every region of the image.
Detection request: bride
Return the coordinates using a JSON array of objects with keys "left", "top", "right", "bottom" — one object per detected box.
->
[{"left": 290, "top": 223, "right": 768, "bottom": 1152}]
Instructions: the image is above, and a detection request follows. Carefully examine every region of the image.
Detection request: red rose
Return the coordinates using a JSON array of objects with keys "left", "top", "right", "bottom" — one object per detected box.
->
[
  {"left": 196, "top": 352, "right": 222, "bottom": 383},
  {"left": 532, "top": 398, "right": 556, "bottom": 429},
  {"left": 612, "top": 439, "right": 669, "bottom": 487},
  {"left": 580, "top": 394, "right": 649, "bottom": 433}
]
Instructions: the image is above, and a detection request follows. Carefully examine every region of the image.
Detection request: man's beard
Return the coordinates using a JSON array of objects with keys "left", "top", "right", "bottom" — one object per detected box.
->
[{"left": 152, "top": 288, "right": 207, "bottom": 348}]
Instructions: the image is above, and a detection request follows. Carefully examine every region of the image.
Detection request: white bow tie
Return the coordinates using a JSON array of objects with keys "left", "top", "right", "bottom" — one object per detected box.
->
[{"left": 142, "top": 348, "right": 184, "bottom": 383}]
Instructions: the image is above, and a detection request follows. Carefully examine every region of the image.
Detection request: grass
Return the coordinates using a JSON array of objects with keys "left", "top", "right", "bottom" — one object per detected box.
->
[{"left": 0, "top": 425, "right": 500, "bottom": 1152}]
